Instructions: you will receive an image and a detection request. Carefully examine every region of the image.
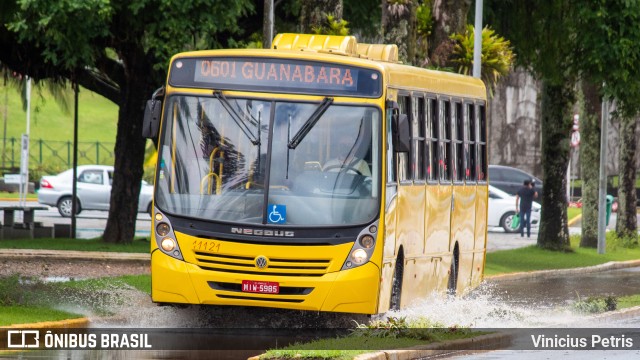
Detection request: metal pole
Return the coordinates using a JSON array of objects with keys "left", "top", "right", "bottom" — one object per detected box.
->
[
  {"left": 472, "top": 0, "right": 483, "bottom": 78},
  {"left": 597, "top": 99, "right": 609, "bottom": 254},
  {"left": 263, "top": 0, "right": 274, "bottom": 49},
  {"left": 566, "top": 154, "right": 571, "bottom": 202},
  {"left": 71, "top": 83, "right": 79, "bottom": 239}
]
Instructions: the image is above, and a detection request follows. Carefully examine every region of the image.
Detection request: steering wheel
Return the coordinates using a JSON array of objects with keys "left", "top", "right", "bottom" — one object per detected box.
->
[{"left": 323, "top": 164, "right": 364, "bottom": 176}]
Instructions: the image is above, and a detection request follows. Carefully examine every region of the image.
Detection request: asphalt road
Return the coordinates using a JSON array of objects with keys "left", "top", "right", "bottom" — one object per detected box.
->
[{"left": 0, "top": 200, "right": 152, "bottom": 238}]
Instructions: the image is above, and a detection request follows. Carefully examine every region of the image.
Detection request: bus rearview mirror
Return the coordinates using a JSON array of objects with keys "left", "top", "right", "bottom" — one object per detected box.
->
[
  {"left": 142, "top": 100, "right": 161, "bottom": 139},
  {"left": 393, "top": 113, "right": 410, "bottom": 153}
]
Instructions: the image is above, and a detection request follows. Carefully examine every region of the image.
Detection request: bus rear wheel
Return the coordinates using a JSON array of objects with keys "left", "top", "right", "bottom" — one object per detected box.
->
[{"left": 389, "top": 253, "right": 404, "bottom": 311}]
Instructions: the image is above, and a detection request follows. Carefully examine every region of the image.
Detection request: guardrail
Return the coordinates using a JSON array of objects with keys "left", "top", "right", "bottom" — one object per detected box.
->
[{"left": 0, "top": 138, "right": 114, "bottom": 173}]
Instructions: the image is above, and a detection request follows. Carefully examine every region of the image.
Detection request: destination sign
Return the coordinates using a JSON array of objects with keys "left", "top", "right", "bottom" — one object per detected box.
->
[{"left": 169, "top": 57, "right": 382, "bottom": 97}]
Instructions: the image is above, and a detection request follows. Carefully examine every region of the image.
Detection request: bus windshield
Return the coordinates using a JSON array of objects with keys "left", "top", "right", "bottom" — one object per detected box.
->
[{"left": 155, "top": 95, "right": 380, "bottom": 227}]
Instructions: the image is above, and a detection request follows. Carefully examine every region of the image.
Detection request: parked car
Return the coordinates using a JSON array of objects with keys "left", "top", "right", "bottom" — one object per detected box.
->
[
  {"left": 488, "top": 184, "right": 541, "bottom": 233},
  {"left": 37, "top": 165, "right": 153, "bottom": 217},
  {"left": 488, "top": 164, "right": 543, "bottom": 196}
]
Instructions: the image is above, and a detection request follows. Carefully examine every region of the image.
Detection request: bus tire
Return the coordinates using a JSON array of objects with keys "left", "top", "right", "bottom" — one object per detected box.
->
[
  {"left": 389, "top": 251, "right": 404, "bottom": 311},
  {"left": 447, "top": 246, "right": 459, "bottom": 296}
]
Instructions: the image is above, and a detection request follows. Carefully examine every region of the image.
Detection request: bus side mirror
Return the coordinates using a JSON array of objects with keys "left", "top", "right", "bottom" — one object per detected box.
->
[
  {"left": 392, "top": 113, "right": 410, "bottom": 153},
  {"left": 142, "top": 99, "right": 161, "bottom": 139}
]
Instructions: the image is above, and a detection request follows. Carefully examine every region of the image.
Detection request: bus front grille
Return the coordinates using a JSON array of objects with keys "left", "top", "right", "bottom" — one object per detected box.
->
[{"left": 194, "top": 251, "right": 332, "bottom": 276}]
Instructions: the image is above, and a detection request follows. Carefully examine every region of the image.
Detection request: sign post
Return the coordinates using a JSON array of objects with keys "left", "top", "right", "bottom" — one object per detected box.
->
[{"left": 568, "top": 114, "right": 580, "bottom": 202}]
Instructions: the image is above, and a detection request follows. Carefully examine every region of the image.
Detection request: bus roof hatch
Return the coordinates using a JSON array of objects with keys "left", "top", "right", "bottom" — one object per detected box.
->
[{"left": 272, "top": 33, "right": 357, "bottom": 56}]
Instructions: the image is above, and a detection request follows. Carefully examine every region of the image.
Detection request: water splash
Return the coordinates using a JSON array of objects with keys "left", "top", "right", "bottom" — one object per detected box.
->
[{"left": 380, "top": 281, "right": 593, "bottom": 328}]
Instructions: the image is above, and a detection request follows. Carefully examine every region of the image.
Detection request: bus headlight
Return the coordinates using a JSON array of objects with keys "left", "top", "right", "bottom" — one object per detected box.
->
[
  {"left": 341, "top": 221, "right": 378, "bottom": 271},
  {"left": 351, "top": 249, "right": 368, "bottom": 264},
  {"left": 161, "top": 237, "right": 176, "bottom": 251},
  {"left": 359, "top": 235, "right": 375, "bottom": 248},
  {"left": 156, "top": 222, "right": 171, "bottom": 236},
  {"left": 153, "top": 208, "right": 184, "bottom": 261}
]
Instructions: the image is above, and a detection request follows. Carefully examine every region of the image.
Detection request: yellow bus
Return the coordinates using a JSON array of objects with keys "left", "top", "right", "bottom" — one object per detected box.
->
[{"left": 143, "top": 33, "right": 488, "bottom": 315}]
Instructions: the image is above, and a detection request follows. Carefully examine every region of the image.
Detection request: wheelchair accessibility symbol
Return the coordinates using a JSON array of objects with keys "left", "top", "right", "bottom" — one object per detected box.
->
[{"left": 268, "top": 204, "right": 286, "bottom": 224}]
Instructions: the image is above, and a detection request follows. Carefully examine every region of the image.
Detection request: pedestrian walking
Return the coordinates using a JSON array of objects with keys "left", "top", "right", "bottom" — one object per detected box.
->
[{"left": 515, "top": 179, "right": 538, "bottom": 238}]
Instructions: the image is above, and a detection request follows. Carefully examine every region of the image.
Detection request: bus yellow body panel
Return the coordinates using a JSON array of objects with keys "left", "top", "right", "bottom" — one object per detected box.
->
[{"left": 151, "top": 233, "right": 381, "bottom": 314}]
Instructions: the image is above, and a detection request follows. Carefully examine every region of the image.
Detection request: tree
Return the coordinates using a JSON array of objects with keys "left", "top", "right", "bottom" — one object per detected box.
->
[
  {"left": 450, "top": 25, "right": 514, "bottom": 97},
  {"left": 1, "top": 0, "right": 254, "bottom": 243},
  {"left": 573, "top": 0, "right": 640, "bottom": 246},
  {"left": 487, "top": 0, "right": 577, "bottom": 251},
  {"left": 300, "top": 0, "right": 344, "bottom": 33},
  {"left": 428, "top": 0, "right": 472, "bottom": 67},
  {"left": 382, "top": 0, "right": 417, "bottom": 64}
]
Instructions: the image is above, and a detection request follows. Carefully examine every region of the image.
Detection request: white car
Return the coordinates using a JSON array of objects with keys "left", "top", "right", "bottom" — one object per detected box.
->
[
  {"left": 37, "top": 165, "right": 153, "bottom": 217},
  {"left": 488, "top": 185, "right": 541, "bottom": 233}
]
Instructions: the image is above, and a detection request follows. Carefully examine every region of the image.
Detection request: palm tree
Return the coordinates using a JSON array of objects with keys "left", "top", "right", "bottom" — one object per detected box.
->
[{"left": 450, "top": 25, "right": 514, "bottom": 97}]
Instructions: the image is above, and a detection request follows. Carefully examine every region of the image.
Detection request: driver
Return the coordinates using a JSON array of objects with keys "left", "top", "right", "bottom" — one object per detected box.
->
[{"left": 323, "top": 134, "right": 371, "bottom": 176}]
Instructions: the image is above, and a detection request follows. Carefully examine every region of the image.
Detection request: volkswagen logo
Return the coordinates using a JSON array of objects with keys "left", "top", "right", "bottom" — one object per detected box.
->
[{"left": 255, "top": 255, "right": 268, "bottom": 269}]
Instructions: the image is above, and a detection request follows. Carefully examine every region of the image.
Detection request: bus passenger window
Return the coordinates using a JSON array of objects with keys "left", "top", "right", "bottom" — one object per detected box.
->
[
  {"left": 397, "top": 95, "right": 411, "bottom": 183},
  {"left": 427, "top": 98, "right": 438, "bottom": 181},
  {"left": 466, "top": 103, "right": 476, "bottom": 181},
  {"left": 477, "top": 103, "right": 487, "bottom": 181},
  {"left": 439, "top": 100, "right": 452, "bottom": 182},
  {"left": 412, "top": 96, "right": 426, "bottom": 181},
  {"left": 454, "top": 102, "right": 464, "bottom": 182}
]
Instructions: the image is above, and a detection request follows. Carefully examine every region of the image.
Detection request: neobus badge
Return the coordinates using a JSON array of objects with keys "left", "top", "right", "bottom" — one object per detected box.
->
[{"left": 230, "top": 227, "right": 295, "bottom": 237}]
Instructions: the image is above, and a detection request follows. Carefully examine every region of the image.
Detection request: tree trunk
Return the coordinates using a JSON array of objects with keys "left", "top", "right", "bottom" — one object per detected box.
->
[
  {"left": 615, "top": 116, "right": 638, "bottom": 241},
  {"left": 300, "top": 0, "right": 343, "bottom": 33},
  {"left": 579, "top": 81, "right": 602, "bottom": 248},
  {"left": 428, "top": 0, "right": 472, "bottom": 67},
  {"left": 102, "top": 50, "right": 152, "bottom": 244},
  {"left": 537, "top": 80, "right": 573, "bottom": 251},
  {"left": 382, "top": 0, "right": 416, "bottom": 64}
]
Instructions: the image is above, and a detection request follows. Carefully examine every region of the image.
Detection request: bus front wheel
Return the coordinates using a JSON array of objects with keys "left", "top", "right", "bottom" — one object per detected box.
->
[{"left": 389, "top": 252, "right": 404, "bottom": 311}]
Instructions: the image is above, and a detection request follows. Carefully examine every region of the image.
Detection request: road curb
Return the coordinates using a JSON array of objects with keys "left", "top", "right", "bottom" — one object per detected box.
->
[
  {"left": 6, "top": 317, "right": 90, "bottom": 329},
  {"left": 0, "top": 249, "right": 149, "bottom": 262},
  {"left": 485, "top": 259, "right": 640, "bottom": 282},
  {"left": 351, "top": 331, "right": 512, "bottom": 360}
]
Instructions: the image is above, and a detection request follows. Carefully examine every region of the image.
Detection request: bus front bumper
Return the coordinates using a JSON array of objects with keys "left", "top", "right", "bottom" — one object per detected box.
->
[{"left": 151, "top": 250, "right": 380, "bottom": 314}]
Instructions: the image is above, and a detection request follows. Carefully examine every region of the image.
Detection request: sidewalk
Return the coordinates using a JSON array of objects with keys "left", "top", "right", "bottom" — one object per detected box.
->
[{"left": 0, "top": 248, "right": 149, "bottom": 261}]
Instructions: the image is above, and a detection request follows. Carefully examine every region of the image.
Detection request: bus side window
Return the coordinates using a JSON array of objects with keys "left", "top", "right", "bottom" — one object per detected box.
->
[
  {"left": 466, "top": 102, "right": 476, "bottom": 181},
  {"left": 439, "top": 99, "right": 452, "bottom": 183},
  {"left": 412, "top": 95, "right": 426, "bottom": 181},
  {"left": 454, "top": 101, "right": 464, "bottom": 182},
  {"left": 477, "top": 103, "right": 487, "bottom": 181},
  {"left": 397, "top": 95, "right": 411, "bottom": 183},
  {"left": 427, "top": 98, "right": 438, "bottom": 181}
]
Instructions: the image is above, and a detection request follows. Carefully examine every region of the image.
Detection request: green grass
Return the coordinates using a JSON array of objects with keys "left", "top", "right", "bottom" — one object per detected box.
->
[
  {"left": 567, "top": 207, "right": 582, "bottom": 222},
  {"left": 0, "top": 191, "right": 38, "bottom": 199},
  {"left": 0, "top": 305, "right": 84, "bottom": 326},
  {"left": 0, "top": 237, "right": 150, "bottom": 253},
  {"left": 1, "top": 83, "right": 117, "bottom": 144},
  {"left": 618, "top": 294, "right": 640, "bottom": 310},
  {"left": 485, "top": 235, "right": 640, "bottom": 276},
  {"left": 262, "top": 337, "right": 427, "bottom": 360}
]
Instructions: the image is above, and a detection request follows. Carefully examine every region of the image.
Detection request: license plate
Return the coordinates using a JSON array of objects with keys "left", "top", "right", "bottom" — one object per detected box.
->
[{"left": 241, "top": 280, "right": 280, "bottom": 294}]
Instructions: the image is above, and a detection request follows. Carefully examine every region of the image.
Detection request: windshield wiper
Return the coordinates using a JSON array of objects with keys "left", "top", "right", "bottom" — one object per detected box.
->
[
  {"left": 288, "top": 97, "right": 333, "bottom": 149},
  {"left": 213, "top": 90, "right": 260, "bottom": 145}
]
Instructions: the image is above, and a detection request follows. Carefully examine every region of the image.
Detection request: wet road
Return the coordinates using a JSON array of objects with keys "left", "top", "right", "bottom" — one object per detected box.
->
[{"left": 486, "top": 266, "right": 640, "bottom": 308}]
